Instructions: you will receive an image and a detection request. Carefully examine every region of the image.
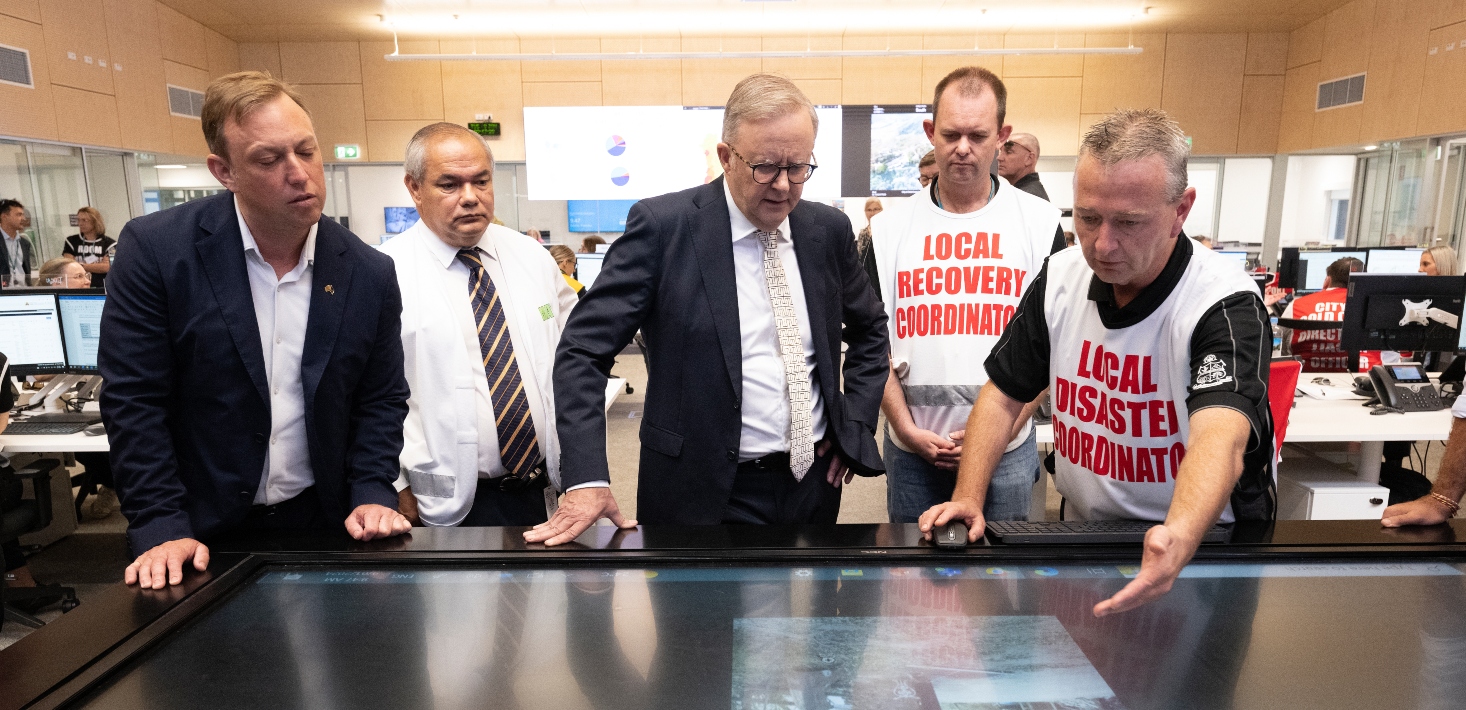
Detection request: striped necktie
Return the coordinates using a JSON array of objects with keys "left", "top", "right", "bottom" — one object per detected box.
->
[
  {"left": 457, "top": 248, "right": 543, "bottom": 476},
  {"left": 756, "top": 229, "right": 815, "bottom": 481}
]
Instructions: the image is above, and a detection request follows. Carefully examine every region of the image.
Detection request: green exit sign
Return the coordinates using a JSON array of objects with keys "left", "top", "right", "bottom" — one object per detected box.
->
[
  {"left": 334, "top": 144, "right": 360, "bottom": 160},
  {"left": 468, "top": 122, "right": 501, "bottom": 137}
]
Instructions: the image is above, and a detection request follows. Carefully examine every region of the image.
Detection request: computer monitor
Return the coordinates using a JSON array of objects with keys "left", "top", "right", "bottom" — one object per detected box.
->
[
  {"left": 57, "top": 290, "right": 105, "bottom": 372},
  {"left": 1216, "top": 250, "right": 1249, "bottom": 270},
  {"left": 0, "top": 292, "right": 66, "bottom": 376},
  {"left": 1365, "top": 247, "right": 1424, "bottom": 274},
  {"left": 1340, "top": 274, "right": 1465, "bottom": 354},
  {"left": 577, "top": 253, "right": 606, "bottom": 290},
  {"left": 1296, "top": 250, "right": 1366, "bottom": 291}
]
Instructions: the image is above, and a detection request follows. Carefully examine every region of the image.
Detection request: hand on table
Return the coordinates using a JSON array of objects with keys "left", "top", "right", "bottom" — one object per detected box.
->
[
  {"left": 820, "top": 440, "right": 855, "bottom": 488},
  {"left": 1093, "top": 524, "right": 1194, "bottom": 617},
  {"left": 916, "top": 497, "right": 986, "bottom": 544},
  {"left": 1382, "top": 497, "right": 1453, "bottom": 528},
  {"left": 524, "top": 487, "right": 636, "bottom": 547},
  {"left": 125, "top": 538, "right": 209, "bottom": 589},
  {"left": 898, "top": 426, "right": 962, "bottom": 471},
  {"left": 344, "top": 504, "right": 412, "bottom": 541}
]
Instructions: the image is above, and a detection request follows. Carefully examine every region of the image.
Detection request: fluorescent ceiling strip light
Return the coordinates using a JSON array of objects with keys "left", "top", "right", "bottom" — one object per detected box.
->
[{"left": 386, "top": 47, "right": 1142, "bottom": 61}]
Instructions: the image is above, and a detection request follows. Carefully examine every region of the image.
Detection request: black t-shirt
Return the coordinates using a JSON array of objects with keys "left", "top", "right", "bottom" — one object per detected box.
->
[
  {"left": 986, "top": 236, "right": 1276, "bottom": 521},
  {"left": 0, "top": 352, "right": 14, "bottom": 413},
  {"left": 63, "top": 234, "right": 115, "bottom": 288}
]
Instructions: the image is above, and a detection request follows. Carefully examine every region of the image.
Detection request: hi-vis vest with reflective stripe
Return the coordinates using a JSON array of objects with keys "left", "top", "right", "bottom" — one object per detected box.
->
[
  {"left": 871, "top": 179, "right": 1059, "bottom": 452},
  {"left": 1043, "top": 240, "right": 1259, "bottom": 522}
]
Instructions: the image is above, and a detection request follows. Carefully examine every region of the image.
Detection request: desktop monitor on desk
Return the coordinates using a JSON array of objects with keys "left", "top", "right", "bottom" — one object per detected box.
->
[
  {"left": 1341, "top": 274, "right": 1464, "bottom": 354},
  {"left": 1216, "top": 250, "right": 1250, "bottom": 270},
  {"left": 0, "top": 289, "right": 106, "bottom": 376},
  {"left": 1291, "top": 250, "right": 1366, "bottom": 291},
  {"left": 576, "top": 253, "right": 606, "bottom": 290},
  {"left": 1364, "top": 247, "right": 1424, "bottom": 274}
]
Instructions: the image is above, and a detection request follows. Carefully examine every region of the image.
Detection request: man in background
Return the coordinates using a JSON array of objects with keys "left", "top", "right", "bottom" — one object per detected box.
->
[
  {"left": 871, "top": 66, "right": 1062, "bottom": 523},
  {"left": 1280, "top": 256, "right": 1365, "bottom": 372},
  {"left": 918, "top": 150, "right": 939, "bottom": 188},
  {"left": 384, "top": 123, "right": 578, "bottom": 527},
  {"left": 997, "top": 133, "right": 1048, "bottom": 201},
  {"left": 0, "top": 200, "right": 33, "bottom": 286}
]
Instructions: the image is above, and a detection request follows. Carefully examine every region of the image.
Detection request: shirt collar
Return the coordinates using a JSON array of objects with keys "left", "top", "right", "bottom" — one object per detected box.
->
[
  {"left": 417, "top": 219, "right": 499, "bottom": 270},
  {"left": 1086, "top": 232, "right": 1191, "bottom": 328},
  {"left": 1, "top": 228, "right": 16, "bottom": 242},
  {"left": 236, "top": 194, "right": 317, "bottom": 270},
  {"left": 723, "top": 178, "right": 792, "bottom": 244}
]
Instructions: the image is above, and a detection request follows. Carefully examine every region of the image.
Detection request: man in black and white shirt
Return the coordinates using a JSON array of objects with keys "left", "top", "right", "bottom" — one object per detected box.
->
[{"left": 921, "top": 109, "right": 1274, "bottom": 616}]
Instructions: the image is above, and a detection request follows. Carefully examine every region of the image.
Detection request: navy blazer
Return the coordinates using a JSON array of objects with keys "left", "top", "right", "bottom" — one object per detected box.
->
[
  {"left": 99, "top": 193, "right": 409, "bottom": 555},
  {"left": 555, "top": 177, "right": 889, "bottom": 524}
]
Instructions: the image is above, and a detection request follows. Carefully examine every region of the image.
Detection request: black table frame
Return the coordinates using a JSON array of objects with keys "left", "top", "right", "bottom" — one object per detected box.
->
[{"left": 6, "top": 519, "right": 1466, "bottom": 709}]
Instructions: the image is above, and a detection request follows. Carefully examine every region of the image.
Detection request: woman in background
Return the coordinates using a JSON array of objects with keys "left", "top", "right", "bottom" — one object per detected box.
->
[
  {"left": 37, "top": 257, "right": 91, "bottom": 288},
  {"left": 549, "top": 244, "right": 585, "bottom": 297},
  {"left": 1419, "top": 245, "right": 1459, "bottom": 276},
  {"left": 62, "top": 207, "right": 114, "bottom": 290}
]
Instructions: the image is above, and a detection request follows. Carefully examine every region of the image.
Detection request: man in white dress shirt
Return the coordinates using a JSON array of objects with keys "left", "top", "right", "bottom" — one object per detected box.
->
[{"left": 383, "top": 123, "right": 579, "bottom": 526}]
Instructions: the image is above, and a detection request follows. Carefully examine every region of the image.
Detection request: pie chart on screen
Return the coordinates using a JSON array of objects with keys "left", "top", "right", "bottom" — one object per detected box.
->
[
  {"left": 610, "top": 168, "right": 630, "bottom": 186},
  {"left": 606, "top": 135, "right": 626, "bottom": 156}
]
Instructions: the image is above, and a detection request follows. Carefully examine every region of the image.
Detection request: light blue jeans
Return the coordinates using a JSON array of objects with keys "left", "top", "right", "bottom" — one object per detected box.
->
[{"left": 884, "top": 427, "right": 1039, "bottom": 524}]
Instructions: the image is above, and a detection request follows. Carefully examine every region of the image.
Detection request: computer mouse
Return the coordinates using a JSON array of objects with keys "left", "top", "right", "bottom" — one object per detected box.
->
[
  {"left": 934, "top": 520, "right": 969, "bottom": 549},
  {"left": 83, "top": 423, "right": 106, "bottom": 436}
]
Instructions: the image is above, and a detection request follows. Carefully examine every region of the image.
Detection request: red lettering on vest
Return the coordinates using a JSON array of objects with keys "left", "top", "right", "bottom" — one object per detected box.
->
[
  {"left": 935, "top": 233, "right": 953, "bottom": 260},
  {"left": 1077, "top": 341, "right": 1093, "bottom": 379},
  {"left": 923, "top": 235, "right": 935, "bottom": 260},
  {"left": 955, "top": 232, "right": 972, "bottom": 260}
]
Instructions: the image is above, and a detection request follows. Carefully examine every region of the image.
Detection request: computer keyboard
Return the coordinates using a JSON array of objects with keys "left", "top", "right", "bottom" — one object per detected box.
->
[
  {"left": 985, "top": 520, "right": 1232, "bottom": 545},
  {"left": 2, "top": 421, "right": 91, "bottom": 435}
]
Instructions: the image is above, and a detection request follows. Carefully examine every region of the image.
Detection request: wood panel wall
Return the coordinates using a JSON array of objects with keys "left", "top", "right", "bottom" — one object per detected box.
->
[
  {"left": 0, "top": 0, "right": 236, "bottom": 155},
  {"left": 2, "top": 0, "right": 1464, "bottom": 161}
]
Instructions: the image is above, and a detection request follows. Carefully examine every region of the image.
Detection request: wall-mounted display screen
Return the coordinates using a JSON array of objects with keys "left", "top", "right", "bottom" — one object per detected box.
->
[
  {"left": 384, "top": 207, "right": 419, "bottom": 234},
  {"left": 567, "top": 200, "right": 638, "bottom": 233}
]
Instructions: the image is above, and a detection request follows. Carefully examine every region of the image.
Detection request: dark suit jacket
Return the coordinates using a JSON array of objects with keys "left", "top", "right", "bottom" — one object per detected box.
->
[
  {"left": 99, "top": 192, "right": 409, "bottom": 555},
  {"left": 555, "top": 177, "right": 889, "bottom": 524}
]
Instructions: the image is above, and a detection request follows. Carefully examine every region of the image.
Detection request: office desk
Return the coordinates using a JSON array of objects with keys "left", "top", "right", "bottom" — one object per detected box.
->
[
  {"left": 1035, "top": 374, "right": 1453, "bottom": 484},
  {"left": 0, "top": 378, "right": 629, "bottom": 456},
  {"left": 4, "top": 521, "right": 1466, "bottom": 710}
]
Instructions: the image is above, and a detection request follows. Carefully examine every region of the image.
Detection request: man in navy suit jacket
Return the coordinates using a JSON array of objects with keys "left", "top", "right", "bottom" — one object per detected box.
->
[
  {"left": 527, "top": 75, "right": 888, "bottom": 545},
  {"left": 101, "top": 72, "right": 411, "bottom": 589}
]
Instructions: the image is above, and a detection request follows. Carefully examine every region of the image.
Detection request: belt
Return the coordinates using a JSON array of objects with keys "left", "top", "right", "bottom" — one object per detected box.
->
[
  {"left": 738, "top": 451, "right": 790, "bottom": 472},
  {"left": 482, "top": 462, "right": 550, "bottom": 493}
]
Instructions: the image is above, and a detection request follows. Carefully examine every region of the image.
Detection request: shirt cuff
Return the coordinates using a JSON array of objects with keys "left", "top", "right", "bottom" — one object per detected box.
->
[
  {"left": 1188, "top": 391, "right": 1264, "bottom": 442},
  {"left": 566, "top": 481, "right": 610, "bottom": 492},
  {"left": 393, "top": 472, "right": 410, "bottom": 493}
]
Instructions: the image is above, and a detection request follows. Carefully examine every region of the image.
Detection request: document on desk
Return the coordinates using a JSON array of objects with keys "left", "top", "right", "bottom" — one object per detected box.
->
[{"left": 1296, "top": 383, "right": 1370, "bottom": 400}]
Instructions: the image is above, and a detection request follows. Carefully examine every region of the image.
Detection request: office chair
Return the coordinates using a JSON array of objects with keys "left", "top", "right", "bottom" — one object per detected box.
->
[{"left": 1, "top": 458, "right": 80, "bottom": 631}]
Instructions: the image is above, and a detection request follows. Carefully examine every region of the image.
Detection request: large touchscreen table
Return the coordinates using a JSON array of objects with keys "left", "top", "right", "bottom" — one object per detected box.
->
[{"left": 73, "top": 559, "right": 1466, "bottom": 710}]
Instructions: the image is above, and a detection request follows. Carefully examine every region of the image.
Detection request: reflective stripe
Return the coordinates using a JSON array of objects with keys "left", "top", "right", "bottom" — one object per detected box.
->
[
  {"left": 901, "top": 384, "right": 981, "bottom": 407},
  {"left": 407, "top": 470, "right": 456, "bottom": 499}
]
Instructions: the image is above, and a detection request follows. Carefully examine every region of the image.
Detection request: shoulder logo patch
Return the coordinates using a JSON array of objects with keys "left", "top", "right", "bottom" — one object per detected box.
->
[{"left": 1194, "top": 354, "right": 1233, "bottom": 389}]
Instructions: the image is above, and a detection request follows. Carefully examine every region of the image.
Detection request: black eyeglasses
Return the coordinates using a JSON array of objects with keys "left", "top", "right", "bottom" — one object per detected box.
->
[
  {"left": 1003, "top": 140, "right": 1033, "bottom": 155},
  {"left": 727, "top": 146, "right": 818, "bottom": 185}
]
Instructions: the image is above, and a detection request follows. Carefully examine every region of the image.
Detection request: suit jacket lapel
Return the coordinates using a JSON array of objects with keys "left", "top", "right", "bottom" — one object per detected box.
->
[
  {"left": 790, "top": 204, "right": 831, "bottom": 381},
  {"left": 196, "top": 198, "right": 270, "bottom": 406},
  {"left": 302, "top": 223, "right": 354, "bottom": 406},
  {"left": 689, "top": 178, "right": 744, "bottom": 401}
]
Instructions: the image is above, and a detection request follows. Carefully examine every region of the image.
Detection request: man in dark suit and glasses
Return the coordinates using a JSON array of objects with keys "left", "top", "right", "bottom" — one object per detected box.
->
[
  {"left": 101, "top": 71, "right": 411, "bottom": 589},
  {"left": 528, "top": 73, "right": 889, "bottom": 545}
]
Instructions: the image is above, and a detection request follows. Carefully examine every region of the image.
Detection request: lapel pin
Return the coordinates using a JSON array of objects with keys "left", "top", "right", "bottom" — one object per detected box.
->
[{"left": 324, "top": 284, "right": 335, "bottom": 295}]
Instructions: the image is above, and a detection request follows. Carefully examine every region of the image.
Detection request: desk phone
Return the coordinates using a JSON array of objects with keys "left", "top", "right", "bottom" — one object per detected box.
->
[{"left": 1368, "top": 363, "right": 1445, "bottom": 412}]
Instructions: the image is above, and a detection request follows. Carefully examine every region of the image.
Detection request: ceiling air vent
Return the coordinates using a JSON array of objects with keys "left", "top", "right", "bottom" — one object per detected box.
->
[
  {"left": 1316, "top": 73, "right": 1365, "bottom": 111},
  {"left": 0, "top": 44, "right": 33, "bottom": 88},
  {"left": 168, "top": 85, "right": 204, "bottom": 118}
]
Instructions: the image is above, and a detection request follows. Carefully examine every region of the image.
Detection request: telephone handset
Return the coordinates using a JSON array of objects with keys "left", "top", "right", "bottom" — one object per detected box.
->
[{"left": 1368, "top": 363, "right": 1445, "bottom": 413}]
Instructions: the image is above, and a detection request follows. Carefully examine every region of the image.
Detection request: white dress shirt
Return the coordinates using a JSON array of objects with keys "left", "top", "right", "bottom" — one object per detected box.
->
[
  {"left": 2, "top": 228, "right": 24, "bottom": 284},
  {"left": 238, "top": 196, "right": 318, "bottom": 506},
  {"left": 724, "top": 181, "right": 827, "bottom": 460},
  {"left": 383, "top": 220, "right": 578, "bottom": 525}
]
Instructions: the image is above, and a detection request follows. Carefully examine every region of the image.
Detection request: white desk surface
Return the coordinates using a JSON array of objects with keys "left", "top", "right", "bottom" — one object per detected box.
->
[
  {"left": 0, "top": 377, "right": 629, "bottom": 455},
  {"left": 1034, "top": 374, "right": 1454, "bottom": 446}
]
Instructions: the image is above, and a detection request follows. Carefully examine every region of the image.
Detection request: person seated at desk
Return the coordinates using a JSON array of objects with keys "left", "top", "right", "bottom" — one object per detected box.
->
[
  {"left": 1419, "top": 245, "right": 1459, "bottom": 277},
  {"left": 37, "top": 257, "right": 92, "bottom": 288},
  {"left": 548, "top": 245, "right": 585, "bottom": 297},
  {"left": 1280, "top": 256, "right": 1368, "bottom": 372},
  {"left": 100, "top": 71, "right": 411, "bottom": 590},
  {"left": 382, "top": 123, "right": 578, "bottom": 527},
  {"left": 919, "top": 109, "right": 1275, "bottom": 616}
]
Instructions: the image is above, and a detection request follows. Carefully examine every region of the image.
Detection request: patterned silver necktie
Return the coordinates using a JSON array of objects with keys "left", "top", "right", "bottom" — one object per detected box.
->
[{"left": 756, "top": 229, "right": 815, "bottom": 481}]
